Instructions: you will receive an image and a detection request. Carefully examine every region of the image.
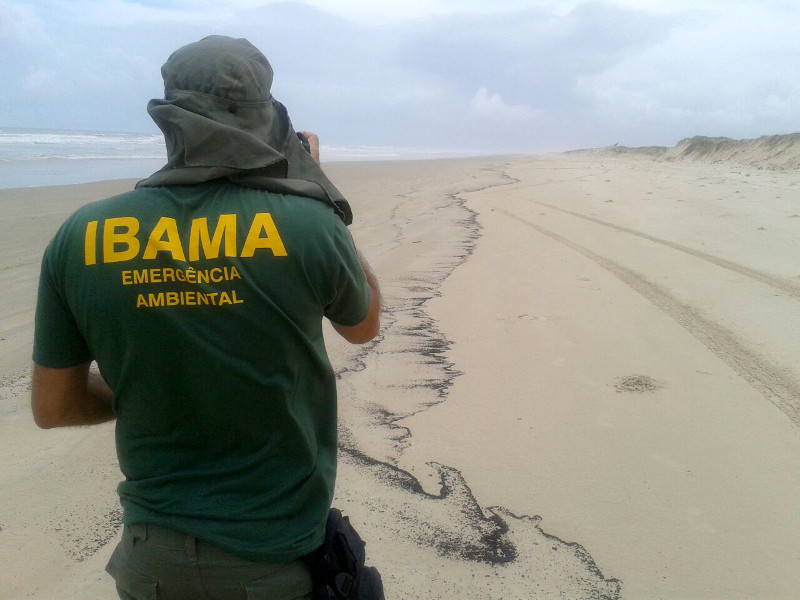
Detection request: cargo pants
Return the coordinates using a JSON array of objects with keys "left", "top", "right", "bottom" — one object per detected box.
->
[{"left": 106, "top": 523, "right": 313, "bottom": 600}]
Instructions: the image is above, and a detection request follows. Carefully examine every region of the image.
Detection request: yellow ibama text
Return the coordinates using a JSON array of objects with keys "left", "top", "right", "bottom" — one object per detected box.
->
[{"left": 84, "top": 213, "right": 287, "bottom": 265}]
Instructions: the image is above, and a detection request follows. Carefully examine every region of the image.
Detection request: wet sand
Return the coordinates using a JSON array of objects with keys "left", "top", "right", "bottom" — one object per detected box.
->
[{"left": 1, "top": 153, "right": 799, "bottom": 598}]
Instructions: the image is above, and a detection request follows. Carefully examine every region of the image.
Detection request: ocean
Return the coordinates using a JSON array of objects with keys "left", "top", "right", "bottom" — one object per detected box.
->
[
  {"left": 0, "top": 127, "right": 477, "bottom": 190},
  {"left": 0, "top": 128, "right": 166, "bottom": 190}
]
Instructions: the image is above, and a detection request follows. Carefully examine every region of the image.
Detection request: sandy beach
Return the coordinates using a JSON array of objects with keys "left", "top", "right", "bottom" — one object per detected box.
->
[{"left": 1, "top": 148, "right": 799, "bottom": 599}]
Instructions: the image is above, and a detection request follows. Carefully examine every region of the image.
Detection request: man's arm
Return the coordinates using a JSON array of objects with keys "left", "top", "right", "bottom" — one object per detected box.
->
[
  {"left": 297, "top": 130, "right": 321, "bottom": 164},
  {"left": 331, "top": 252, "right": 381, "bottom": 345},
  {"left": 298, "top": 130, "right": 381, "bottom": 343},
  {"left": 31, "top": 362, "right": 115, "bottom": 429}
]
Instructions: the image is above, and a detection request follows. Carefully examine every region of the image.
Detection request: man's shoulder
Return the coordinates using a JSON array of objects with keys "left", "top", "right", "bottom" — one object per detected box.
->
[
  {"left": 278, "top": 193, "right": 343, "bottom": 224},
  {"left": 41, "top": 187, "right": 153, "bottom": 261},
  {"left": 80, "top": 186, "right": 162, "bottom": 214},
  {"left": 58, "top": 187, "right": 160, "bottom": 228}
]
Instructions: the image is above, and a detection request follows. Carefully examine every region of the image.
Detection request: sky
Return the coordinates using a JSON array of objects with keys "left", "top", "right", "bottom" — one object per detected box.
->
[{"left": 1, "top": 0, "right": 799, "bottom": 153}]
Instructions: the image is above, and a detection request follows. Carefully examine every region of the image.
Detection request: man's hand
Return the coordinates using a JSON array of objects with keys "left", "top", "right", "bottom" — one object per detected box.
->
[
  {"left": 31, "top": 362, "right": 115, "bottom": 428},
  {"left": 332, "top": 252, "right": 381, "bottom": 344},
  {"left": 298, "top": 130, "right": 320, "bottom": 164}
]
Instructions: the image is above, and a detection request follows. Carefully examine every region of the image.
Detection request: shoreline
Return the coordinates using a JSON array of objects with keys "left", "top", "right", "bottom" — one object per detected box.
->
[
  {"left": 0, "top": 154, "right": 530, "bottom": 193},
  {"left": 0, "top": 158, "right": 165, "bottom": 192}
]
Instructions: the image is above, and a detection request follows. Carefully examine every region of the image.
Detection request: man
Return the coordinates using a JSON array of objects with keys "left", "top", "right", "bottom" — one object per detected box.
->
[{"left": 31, "top": 35, "right": 380, "bottom": 600}]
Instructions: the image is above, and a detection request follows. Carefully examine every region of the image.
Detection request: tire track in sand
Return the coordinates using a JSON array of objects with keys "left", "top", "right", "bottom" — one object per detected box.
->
[
  {"left": 494, "top": 206, "right": 800, "bottom": 428},
  {"left": 533, "top": 201, "right": 800, "bottom": 298}
]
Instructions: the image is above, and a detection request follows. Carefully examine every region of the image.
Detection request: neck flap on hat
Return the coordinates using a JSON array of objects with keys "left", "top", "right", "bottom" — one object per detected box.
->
[{"left": 136, "top": 35, "right": 352, "bottom": 225}]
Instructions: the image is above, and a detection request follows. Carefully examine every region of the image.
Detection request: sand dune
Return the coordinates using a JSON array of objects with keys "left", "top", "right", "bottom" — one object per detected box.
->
[
  {"left": 570, "top": 132, "right": 800, "bottom": 171},
  {"left": 1, "top": 149, "right": 799, "bottom": 599}
]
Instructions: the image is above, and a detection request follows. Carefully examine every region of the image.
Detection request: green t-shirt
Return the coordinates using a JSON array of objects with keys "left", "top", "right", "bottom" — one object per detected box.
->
[{"left": 33, "top": 182, "right": 370, "bottom": 561}]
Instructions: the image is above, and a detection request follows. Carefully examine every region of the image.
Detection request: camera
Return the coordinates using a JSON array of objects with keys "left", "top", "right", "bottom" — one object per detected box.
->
[{"left": 296, "top": 132, "right": 311, "bottom": 154}]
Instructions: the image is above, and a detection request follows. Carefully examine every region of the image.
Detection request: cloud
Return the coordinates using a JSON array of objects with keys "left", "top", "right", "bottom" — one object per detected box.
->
[
  {"left": 395, "top": 2, "right": 678, "bottom": 110},
  {"left": 1, "top": 1, "right": 798, "bottom": 151},
  {"left": 0, "top": 1, "right": 48, "bottom": 43},
  {"left": 0, "top": 1, "right": 56, "bottom": 65},
  {"left": 470, "top": 88, "right": 540, "bottom": 122},
  {"left": 0, "top": 2, "right": 58, "bottom": 112},
  {"left": 572, "top": 2, "right": 800, "bottom": 144},
  {"left": 49, "top": 0, "right": 202, "bottom": 25}
]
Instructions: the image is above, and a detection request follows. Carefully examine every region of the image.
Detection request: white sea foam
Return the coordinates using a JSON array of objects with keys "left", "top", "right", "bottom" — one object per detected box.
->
[
  {"left": 0, "top": 128, "right": 167, "bottom": 162},
  {"left": 0, "top": 127, "right": 480, "bottom": 189}
]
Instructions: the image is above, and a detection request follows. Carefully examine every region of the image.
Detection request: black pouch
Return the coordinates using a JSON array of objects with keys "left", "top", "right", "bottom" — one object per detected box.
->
[{"left": 305, "top": 508, "right": 385, "bottom": 600}]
